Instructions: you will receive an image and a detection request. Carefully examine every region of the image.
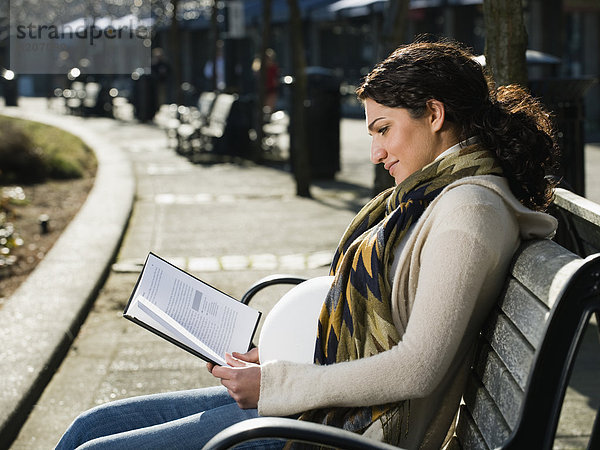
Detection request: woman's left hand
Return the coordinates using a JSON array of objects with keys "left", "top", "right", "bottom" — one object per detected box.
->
[{"left": 210, "top": 353, "right": 261, "bottom": 409}]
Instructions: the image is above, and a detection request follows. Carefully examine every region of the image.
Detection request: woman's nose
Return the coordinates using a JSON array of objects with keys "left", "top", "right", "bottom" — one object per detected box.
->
[{"left": 370, "top": 142, "right": 386, "bottom": 164}]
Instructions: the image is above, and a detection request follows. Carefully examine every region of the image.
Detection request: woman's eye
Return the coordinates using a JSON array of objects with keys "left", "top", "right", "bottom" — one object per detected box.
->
[{"left": 378, "top": 126, "right": 388, "bottom": 135}]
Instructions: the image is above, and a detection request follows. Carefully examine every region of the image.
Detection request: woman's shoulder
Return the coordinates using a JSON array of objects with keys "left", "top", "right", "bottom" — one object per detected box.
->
[
  {"left": 432, "top": 175, "right": 513, "bottom": 216},
  {"left": 429, "top": 175, "right": 557, "bottom": 239}
]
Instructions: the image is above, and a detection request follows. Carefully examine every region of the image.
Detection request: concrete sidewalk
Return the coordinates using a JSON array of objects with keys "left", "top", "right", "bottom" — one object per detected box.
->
[{"left": 3, "top": 98, "right": 600, "bottom": 449}]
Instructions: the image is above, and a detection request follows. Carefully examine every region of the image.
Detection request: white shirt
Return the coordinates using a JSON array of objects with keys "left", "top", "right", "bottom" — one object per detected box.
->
[{"left": 434, "top": 136, "right": 480, "bottom": 162}]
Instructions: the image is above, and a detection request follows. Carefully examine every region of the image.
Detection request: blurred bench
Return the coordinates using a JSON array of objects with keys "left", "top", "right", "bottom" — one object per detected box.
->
[
  {"left": 57, "top": 82, "right": 111, "bottom": 117},
  {"left": 176, "top": 91, "right": 217, "bottom": 156},
  {"left": 162, "top": 92, "right": 273, "bottom": 162},
  {"left": 155, "top": 92, "right": 233, "bottom": 157},
  {"left": 62, "top": 81, "right": 86, "bottom": 115},
  {"left": 191, "top": 93, "right": 237, "bottom": 155},
  {"left": 111, "top": 97, "right": 135, "bottom": 121},
  {"left": 261, "top": 110, "right": 289, "bottom": 160},
  {"left": 204, "top": 236, "right": 600, "bottom": 449},
  {"left": 153, "top": 103, "right": 180, "bottom": 148}
]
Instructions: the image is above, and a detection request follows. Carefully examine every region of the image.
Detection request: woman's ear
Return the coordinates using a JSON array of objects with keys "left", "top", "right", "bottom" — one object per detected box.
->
[{"left": 426, "top": 99, "right": 446, "bottom": 133}]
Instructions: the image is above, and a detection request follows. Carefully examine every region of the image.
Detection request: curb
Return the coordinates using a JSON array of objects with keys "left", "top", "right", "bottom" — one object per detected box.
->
[{"left": 0, "top": 109, "right": 135, "bottom": 446}]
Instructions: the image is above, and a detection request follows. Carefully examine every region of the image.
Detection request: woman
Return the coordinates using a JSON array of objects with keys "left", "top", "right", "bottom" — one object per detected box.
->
[{"left": 57, "top": 40, "right": 558, "bottom": 449}]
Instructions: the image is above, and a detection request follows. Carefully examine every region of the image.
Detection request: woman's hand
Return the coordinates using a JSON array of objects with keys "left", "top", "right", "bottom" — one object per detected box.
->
[
  {"left": 234, "top": 347, "right": 260, "bottom": 364},
  {"left": 206, "top": 347, "right": 259, "bottom": 373},
  {"left": 207, "top": 348, "right": 261, "bottom": 409}
]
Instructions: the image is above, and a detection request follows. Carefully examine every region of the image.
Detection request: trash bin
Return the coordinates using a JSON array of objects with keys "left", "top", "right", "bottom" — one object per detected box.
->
[
  {"left": 132, "top": 72, "right": 157, "bottom": 122},
  {"left": 289, "top": 67, "right": 341, "bottom": 180},
  {"left": 2, "top": 76, "right": 18, "bottom": 107},
  {"left": 530, "top": 77, "right": 597, "bottom": 196}
]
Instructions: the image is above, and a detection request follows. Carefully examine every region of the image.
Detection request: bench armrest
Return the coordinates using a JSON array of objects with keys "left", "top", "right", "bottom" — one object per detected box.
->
[
  {"left": 241, "top": 274, "right": 307, "bottom": 305},
  {"left": 202, "top": 417, "right": 401, "bottom": 450}
]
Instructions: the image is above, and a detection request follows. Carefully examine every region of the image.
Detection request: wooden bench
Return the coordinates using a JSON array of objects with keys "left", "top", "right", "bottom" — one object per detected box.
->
[
  {"left": 196, "top": 93, "right": 237, "bottom": 152},
  {"left": 261, "top": 110, "right": 289, "bottom": 160},
  {"left": 176, "top": 91, "right": 217, "bottom": 156},
  {"left": 187, "top": 92, "right": 253, "bottom": 161},
  {"left": 156, "top": 93, "right": 241, "bottom": 159},
  {"left": 550, "top": 187, "right": 600, "bottom": 257},
  {"left": 161, "top": 92, "right": 237, "bottom": 161},
  {"left": 63, "top": 81, "right": 86, "bottom": 116},
  {"left": 111, "top": 96, "right": 135, "bottom": 122},
  {"left": 153, "top": 103, "right": 181, "bottom": 148},
  {"left": 60, "top": 82, "right": 107, "bottom": 117},
  {"left": 203, "top": 237, "right": 600, "bottom": 449}
]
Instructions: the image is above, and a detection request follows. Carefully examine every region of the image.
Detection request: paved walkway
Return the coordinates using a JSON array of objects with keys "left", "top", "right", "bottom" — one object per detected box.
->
[{"left": 3, "top": 99, "right": 600, "bottom": 449}]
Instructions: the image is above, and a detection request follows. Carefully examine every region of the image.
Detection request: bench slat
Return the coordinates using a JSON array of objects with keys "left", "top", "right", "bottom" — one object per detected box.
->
[
  {"left": 554, "top": 188, "right": 600, "bottom": 227},
  {"left": 462, "top": 373, "right": 511, "bottom": 449},
  {"left": 198, "top": 92, "right": 216, "bottom": 117},
  {"left": 472, "top": 342, "right": 523, "bottom": 429},
  {"left": 552, "top": 188, "right": 600, "bottom": 256},
  {"left": 202, "top": 94, "right": 236, "bottom": 137},
  {"left": 483, "top": 310, "right": 534, "bottom": 390},
  {"left": 497, "top": 279, "right": 550, "bottom": 347},
  {"left": 510, "top": 240, "right": 580, "bottom": 309},
  {"left": 456, "top": 405, "right": 490, "bottom": 450}
]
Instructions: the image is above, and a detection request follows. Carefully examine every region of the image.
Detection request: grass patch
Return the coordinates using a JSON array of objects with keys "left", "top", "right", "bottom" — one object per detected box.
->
[
  {"left": 0, "top": 115, "right": 97, "bottom": 183},
  {"left": 0, "top": 116, "right": 97, "bottom": 283}
]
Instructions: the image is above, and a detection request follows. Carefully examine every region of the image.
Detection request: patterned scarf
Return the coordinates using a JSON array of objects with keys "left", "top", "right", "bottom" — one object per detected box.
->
[{"left": 295, "top": 144, "right": 502, "bottom": 446}]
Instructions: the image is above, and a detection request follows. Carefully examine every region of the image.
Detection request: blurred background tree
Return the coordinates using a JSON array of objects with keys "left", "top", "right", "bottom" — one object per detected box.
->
[
  {"left": 287, "top": 0, "right": 311, "bottom": 198},
  {"left": 483, "top": 0, "right": 528, "bottom": 87},
  {"left": 255, "top": 0, "right": 273, "bottom": 162}
]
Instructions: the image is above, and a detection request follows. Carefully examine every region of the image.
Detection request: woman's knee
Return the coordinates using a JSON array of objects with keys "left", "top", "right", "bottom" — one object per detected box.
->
[{"left": 56, "top": 403, "right": 121, "bottom": 449}]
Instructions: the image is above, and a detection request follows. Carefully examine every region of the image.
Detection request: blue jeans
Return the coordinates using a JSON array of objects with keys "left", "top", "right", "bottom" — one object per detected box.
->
[{"left": 55, "top": 386, "right": 285, "bottom": 449}]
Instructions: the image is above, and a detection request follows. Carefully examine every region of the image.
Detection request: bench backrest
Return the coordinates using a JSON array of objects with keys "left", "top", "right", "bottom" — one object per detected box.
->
[
  {"left": 83, "top": 82, "right": 101, "bottom": 107},
  {"left": 205, "top": 93, "right": 237, "bottom": 137},
  {"left": 205, "top": 239, "right": 600, "bottom": 450},
  {"left": 198, "top": 91, "right": 217, "bottom": 119},
  {"left": 551, "top": 187, "right": 600, "bottom": 257},
  {"left": 455, "top": 239, "right": 600, "bottom": 449}
]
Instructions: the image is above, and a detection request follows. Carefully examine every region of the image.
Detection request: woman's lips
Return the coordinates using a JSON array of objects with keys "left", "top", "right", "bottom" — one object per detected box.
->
[{"left": 385, "top": 161, "right": 398, "bottom": 174}]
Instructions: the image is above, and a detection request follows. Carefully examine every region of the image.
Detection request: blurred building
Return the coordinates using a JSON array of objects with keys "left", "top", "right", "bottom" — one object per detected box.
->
[
  {"left": 0, "top": 0, "right": 597, "bottom": 136},
  {"left": 149, "top": 0, "right": 598, "bottom": 135}
]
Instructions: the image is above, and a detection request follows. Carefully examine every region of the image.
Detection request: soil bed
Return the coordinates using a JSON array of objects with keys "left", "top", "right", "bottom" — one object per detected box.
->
[{"left": 0, "top": 176, "right": 94, "bottom": 303}]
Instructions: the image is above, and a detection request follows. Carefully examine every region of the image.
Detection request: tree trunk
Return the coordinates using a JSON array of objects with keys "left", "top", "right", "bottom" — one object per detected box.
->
[
  {"left": 255, "top": 0, "right": 273, "bottom": 161},
  {"left": 382, "top": 0, "right": 410, "bottom": 55},
  {"left": 210, "top": 1, "right": 219, "bottom": 92},
  {"left": 373, "top": 0, "right": 409, "bottom": 195},
  {"left": 483, "top": 0, "right": 528, "bottom": 87},
  {"left": 169, "top": 0, "right": 183, "bottom": 104},
  {"left": 287, "top": 0, "right": 311, "bottom": 198}
]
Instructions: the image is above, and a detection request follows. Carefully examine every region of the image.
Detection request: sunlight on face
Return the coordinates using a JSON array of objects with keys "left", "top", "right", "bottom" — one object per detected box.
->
[{"left": 365, "top": 98, "right": 442, "bottom": 184}]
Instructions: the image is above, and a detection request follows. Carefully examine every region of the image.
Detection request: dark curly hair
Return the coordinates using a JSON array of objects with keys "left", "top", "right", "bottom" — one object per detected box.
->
[{"left": 356, "top": 39, "right": 558, "bottom": 211}]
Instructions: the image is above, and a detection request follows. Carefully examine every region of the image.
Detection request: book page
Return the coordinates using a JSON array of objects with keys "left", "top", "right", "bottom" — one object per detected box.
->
[
  {"left": 129, "top": 295, "right": 227, "bottom": 366},
  {"left": 124, "top": 253, "right": 260, "bottom": 364}
]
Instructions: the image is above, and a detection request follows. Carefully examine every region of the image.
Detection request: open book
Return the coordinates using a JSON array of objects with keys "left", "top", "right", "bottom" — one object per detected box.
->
[{"left": 123, "top": 253, "right": 261, "bottom": 366}]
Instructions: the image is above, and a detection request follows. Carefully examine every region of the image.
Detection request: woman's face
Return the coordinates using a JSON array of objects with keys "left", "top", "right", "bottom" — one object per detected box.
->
[{"left": 365, "top": 98, "right": 443, "bottom": 184}]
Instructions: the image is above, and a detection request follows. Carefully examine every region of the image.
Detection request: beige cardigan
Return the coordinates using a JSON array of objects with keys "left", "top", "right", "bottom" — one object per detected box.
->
[{"left": 258, "top": 176, "right": 557, "bottom": 449}]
